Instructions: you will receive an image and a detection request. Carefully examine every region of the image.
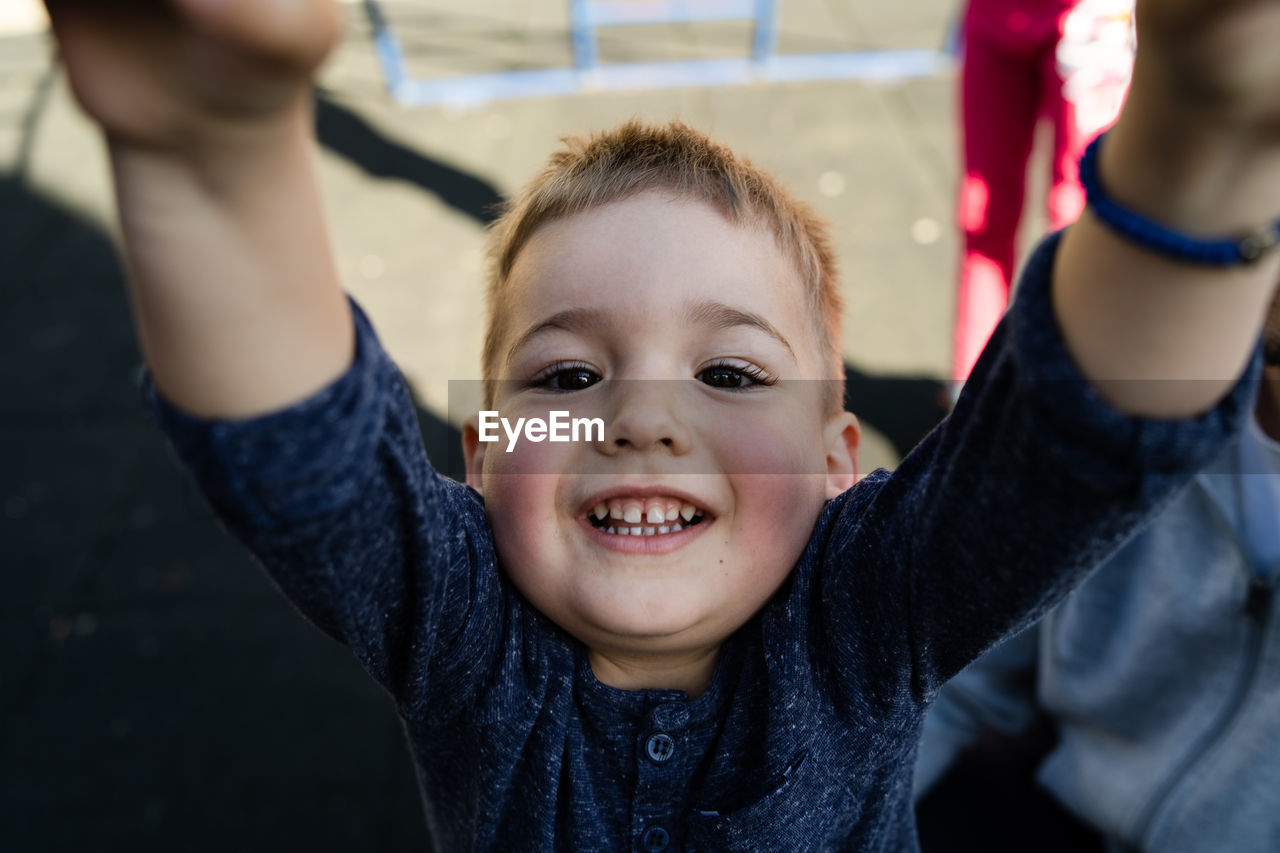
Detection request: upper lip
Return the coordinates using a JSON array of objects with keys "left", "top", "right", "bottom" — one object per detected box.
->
[{"left": 577, "top": 484, "right": 714, "bottom": 517}]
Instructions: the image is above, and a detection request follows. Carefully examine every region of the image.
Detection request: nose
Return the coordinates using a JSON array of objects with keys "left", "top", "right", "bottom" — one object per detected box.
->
[{"left": 599, "top": 381, "right": 693, "bottom": 456}]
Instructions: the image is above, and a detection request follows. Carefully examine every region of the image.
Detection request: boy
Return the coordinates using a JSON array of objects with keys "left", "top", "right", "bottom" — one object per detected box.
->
[{"left": 45, "top": 0, "right": 1280, "bottom": 849}]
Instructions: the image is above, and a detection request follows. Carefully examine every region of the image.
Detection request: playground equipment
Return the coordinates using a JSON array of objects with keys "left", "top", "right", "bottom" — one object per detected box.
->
[{"left": 363, "top": 0, "right": 952, "bottom": 107}]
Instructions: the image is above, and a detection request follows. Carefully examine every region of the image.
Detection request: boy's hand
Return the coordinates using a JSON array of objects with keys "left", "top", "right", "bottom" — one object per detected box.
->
[
  {"left": 45, "top": 0, "right": 353, "bottom": 420},
  {"left": 46, "top": 0, "right": 341, "bottom": 149},
  {"left": 1052, "top": 1, "right": 1280, "bottom": 417}
]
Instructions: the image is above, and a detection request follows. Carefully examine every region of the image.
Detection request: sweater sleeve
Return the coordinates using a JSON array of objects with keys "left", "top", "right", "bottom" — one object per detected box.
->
[
  {"left": 140, "top": 298, "right": 503, "bottom": 716},
  {"left": 814, "top": 230, "right": 1262, "bottom": 704}
]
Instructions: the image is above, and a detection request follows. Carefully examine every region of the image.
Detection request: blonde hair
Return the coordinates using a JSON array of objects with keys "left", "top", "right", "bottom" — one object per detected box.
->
[{"left": 482, "top": 120, "right": 844, "bottom": 410}]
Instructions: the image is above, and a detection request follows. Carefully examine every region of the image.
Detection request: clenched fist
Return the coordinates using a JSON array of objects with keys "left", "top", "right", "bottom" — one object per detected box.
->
[{"left": 45, "top": 0, "right": 342, "bottom": 149}]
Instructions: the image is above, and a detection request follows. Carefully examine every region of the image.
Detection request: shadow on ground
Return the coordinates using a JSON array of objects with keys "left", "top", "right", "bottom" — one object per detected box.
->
[
  {"left": 316, "top": 89, "right": 505, "bottom": 226},
  {"left": 0, "top": 173, "right": 436, "bottom": 851}
]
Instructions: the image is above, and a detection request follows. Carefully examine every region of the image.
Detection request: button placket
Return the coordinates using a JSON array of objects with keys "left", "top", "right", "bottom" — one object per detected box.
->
[{"left": 633, "top": 702, "right": 690, "bottom": 852}]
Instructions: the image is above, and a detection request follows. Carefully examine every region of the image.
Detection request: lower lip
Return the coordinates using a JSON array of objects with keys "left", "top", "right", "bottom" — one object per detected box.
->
[{"left": 579, "top": 516, "right": 713, "bottom": 554}]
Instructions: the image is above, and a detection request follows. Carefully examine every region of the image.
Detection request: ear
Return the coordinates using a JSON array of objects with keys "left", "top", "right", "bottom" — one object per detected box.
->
[
  {"left": 462, "top": 414, "right": 487, "bottom": 493},
  {"left": 822, "top": 411, "right": 860, "bottom": 498}
]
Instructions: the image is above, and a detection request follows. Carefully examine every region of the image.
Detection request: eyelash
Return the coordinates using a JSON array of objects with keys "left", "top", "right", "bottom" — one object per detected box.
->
[
  {"left": 528, "top": 361, "right": 601, "bottom": 392},
  {"left": 526, "top": 360, "right": 777, "bottom": 391},
  {"left": 696, "top": 360, "right": 776, "bottom": 390}
]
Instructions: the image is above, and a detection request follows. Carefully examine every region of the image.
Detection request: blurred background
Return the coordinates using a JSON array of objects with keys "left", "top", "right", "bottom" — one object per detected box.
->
[{"left": 0, "top": 0, "right": 1067, "bottom": 847}]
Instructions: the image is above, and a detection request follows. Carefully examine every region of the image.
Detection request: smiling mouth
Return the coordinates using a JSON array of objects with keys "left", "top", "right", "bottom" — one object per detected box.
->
[{"left": 586, "top": 496, "right": 708, "bottom": 537}]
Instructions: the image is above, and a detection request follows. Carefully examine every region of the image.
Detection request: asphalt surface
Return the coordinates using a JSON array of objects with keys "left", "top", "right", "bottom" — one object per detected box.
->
[{"left": 0, "top": 1, "right": 1053, "bottom": 849}]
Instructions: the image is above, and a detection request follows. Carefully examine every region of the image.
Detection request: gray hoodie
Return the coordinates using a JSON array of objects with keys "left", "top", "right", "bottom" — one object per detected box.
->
[{"left": 916, "top": 417, "right": 1280, "bottom": 852}]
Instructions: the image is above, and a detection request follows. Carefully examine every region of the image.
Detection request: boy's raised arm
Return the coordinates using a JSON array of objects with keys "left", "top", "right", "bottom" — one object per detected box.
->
[
  {"left": 1053, "top": 0, "right": 1280, "bottom": 416},
  {"left": 46, "top": 0, "right": 351, "bottom": 419}
]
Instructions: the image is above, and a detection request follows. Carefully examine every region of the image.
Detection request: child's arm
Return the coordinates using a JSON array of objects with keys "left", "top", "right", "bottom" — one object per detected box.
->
[
  {"left": 814, "top": 1, "right": 1278, "bottom": 706},
  {"left": 1053, "top": 0, "right": 1280, "bottom": 416},
  {"left": 46, "top": 0, "right": 350, "bottom": 418},
  {"left": 49, "top": 1, "right": 503, "bottom": 714}
]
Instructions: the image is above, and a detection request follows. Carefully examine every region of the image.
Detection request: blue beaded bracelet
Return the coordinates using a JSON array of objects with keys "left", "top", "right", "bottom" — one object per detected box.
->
[{"left": 1079, "top": 132, "right": 1280, "bottom": 265}]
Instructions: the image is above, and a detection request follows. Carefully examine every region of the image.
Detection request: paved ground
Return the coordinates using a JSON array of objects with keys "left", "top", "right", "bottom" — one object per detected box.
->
[{"left": 0, "top": 0, "right": 1043, "bottom": 848}]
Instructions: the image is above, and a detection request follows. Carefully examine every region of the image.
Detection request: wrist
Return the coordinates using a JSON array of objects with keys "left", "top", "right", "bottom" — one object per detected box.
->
[
  {"left": 1082, "top": 133, "right": 1280, "bottom": 265},
  {"left": 108, "top": 102, "right": 322, "bottom": 255},
  {"left": 1101, "top": 79, "right": 1280, "bottom": 235},
  {"left": 105, "top": 95, "right": 316, "bottom": 196}
]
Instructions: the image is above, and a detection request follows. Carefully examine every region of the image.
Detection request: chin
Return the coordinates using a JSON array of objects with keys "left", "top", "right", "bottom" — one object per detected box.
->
[{"left": 578, "top": 599, "right": 713, "bottom": 646}]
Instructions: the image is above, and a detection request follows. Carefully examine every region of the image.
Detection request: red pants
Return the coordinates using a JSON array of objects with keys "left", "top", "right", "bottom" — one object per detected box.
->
[{"left": 952, "top": 0, "right": 1086, "bottom": 381}]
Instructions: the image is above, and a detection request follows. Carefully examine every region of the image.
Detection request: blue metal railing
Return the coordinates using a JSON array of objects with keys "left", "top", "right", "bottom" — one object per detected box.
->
[{"left": 364, "top": 0, "right": 951, "bottom": 108}]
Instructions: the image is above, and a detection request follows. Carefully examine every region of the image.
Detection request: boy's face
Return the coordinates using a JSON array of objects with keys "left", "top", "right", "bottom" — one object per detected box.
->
[{"left": 464, "top": 191, "right": 859, "bottom": 681}]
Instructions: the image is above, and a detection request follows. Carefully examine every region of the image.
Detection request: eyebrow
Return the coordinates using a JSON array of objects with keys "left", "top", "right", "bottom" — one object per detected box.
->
[
  {"left": 507, "top": 307, "right": 610, "bottom": 363},
  {"left": 506, "top": 300, "right": 797, "bottom": 362},
  {"left": 685, "top": 300, "right": 796, "bottom": 361}
]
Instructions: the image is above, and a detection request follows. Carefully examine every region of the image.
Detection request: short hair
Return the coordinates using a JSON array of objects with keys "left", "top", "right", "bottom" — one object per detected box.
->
[{"left": 482, "top": 120, "right": 844, "bottom": 410}]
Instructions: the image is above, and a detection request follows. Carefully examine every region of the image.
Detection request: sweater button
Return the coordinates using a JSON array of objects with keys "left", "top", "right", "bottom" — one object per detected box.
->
[
  {"left": 641, "top": 825, "right": 670, "bottom": 851},
  {"left": 645, "top": 732, "right": 675, "bottom": 763}
]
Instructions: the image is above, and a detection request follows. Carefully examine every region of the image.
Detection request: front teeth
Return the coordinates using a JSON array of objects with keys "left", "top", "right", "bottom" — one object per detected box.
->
[{"left": 590, "top": 496, "right": 705, "bottom": 536}]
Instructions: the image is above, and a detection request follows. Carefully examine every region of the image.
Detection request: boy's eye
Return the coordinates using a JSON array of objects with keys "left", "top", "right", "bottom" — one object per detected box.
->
[
  {"left": 696, "top": 362, "right": 773, "bottom": 389},
  {"left": 531, "top": 363, "right": 601, "bottom": 392}
]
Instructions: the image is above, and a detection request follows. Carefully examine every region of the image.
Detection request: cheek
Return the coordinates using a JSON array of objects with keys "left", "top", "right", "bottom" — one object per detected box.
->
[
  {"left": 484, "top": 470, "right": 569, "bottom": 627},
  {"left": 730, "top": 473, "right": 826, "bottom": 540},
  {"left": 724, "top": 431, "right": 819, "bottom": 476},
  {"left": 481, "top": 442, "right": 574, "bottom": 574},
  {"left": 482, "top": 434, "right": 574, "bottom": 478},
  {"left": 703, "top": 405, "right": 828, "bottom": 477},
  {"left": 713, "top": 472, "right": 823, "bottom": 619},
  {"left": 709, "top": 412, "right": 829, "bottom": 570}
]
